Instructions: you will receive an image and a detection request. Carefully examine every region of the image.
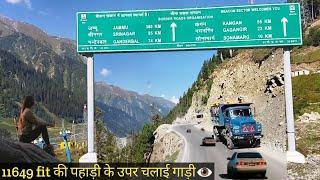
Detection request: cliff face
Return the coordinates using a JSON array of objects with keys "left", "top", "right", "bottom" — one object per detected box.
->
[{"left": 149, "top": 124, "right": 183, "bottom": 163}]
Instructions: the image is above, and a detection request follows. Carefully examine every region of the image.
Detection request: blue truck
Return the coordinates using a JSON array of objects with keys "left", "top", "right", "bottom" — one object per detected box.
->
[{"left": 210, "top": 103, "right": 263, "bottom": 149}]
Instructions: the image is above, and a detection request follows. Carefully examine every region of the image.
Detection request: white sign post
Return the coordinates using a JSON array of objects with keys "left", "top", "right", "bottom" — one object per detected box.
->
[
  {"left": 283, "top": 48, "right": 305, "bottom": 163},
  {"left": 79, "top": 54, "right": 97, "bottom": 163}
]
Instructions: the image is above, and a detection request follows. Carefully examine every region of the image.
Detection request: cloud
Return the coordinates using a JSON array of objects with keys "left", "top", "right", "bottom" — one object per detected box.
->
[
  {"left": 147, "top": 81, "right": 152, "bottom": 89},
  {"left": 38, "top": 10, "right": 49, "bottom": 16},
  {"left": 170, "top": 96, "right": 179, "bottom": 104},
  {"left": 6, "top": 0, "right": 32, "bottom": 9},
  {"left": 6, "top": 0, "right": 22, "bottom": 4},
  {"left": 160, "top": 94, "right": 179, "bottom": 104},
  {"left": 24, "top": 0, "right": 31, "bottom": 9},
  {"left": 100, "top": 68, "right": 111, "bottom": 77},
  {"left": 38, "top": 10, "right": 60, "bottom": 20}
]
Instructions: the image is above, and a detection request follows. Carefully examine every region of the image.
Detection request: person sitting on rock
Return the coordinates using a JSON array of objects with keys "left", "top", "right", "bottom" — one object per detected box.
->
[{"left": 17, "top": 95, "right": 55, "bottom": 156}]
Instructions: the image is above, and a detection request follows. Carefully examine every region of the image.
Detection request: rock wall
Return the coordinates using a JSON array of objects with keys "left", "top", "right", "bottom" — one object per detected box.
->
[{"left": 149, "top": 124, "right": 184, "bottom": 162}]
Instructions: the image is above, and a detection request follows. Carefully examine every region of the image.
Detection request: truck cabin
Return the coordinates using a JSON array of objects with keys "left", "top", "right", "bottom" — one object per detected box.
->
[
  {"left": 213, "top": 103, "right": 251, "bottom": 116},
  {"left": 213, "top": 103, "right": 253, "bottom": 125}
]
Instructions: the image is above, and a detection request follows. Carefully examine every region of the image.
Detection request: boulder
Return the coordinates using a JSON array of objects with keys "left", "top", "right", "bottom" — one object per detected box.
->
[
  {"left": 299, "top": 112, "right": 320, "bottom": 123},
  {"left": 0, "top": 139, "right": 58, "bottom": 163}
]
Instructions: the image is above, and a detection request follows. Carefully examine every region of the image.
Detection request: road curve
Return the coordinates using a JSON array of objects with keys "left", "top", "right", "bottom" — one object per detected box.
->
[{"left": 172, "top": 124, "right": 286, "bottom": 180}]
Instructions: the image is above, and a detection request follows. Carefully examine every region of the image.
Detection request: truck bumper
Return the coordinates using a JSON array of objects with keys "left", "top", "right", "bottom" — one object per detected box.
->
[{"left": 232, "top": 134, "right": 263, "bottom": 140}]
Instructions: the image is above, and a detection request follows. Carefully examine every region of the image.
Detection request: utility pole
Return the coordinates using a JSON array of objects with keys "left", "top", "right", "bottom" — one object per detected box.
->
[
  {"left": 249, "top": 0, "right": 254, "bottom": 5},
  {"left": 79, "top": 54, "right": 97, "bottom": 163},
  {"left": 282, "top": 0, "right": 305, "bottom": 164},
  {"left": 283, "top": 47, "right": 305, "bottom": 163},
  {"left": 82, "top": 104, "right": 87, "bottom": 140},
  {"left": 311, "top": 0, "right": 315, "bottom": 21},
  {"left": 301, "top": 0, "right": 307, "bottom": 28},
  {"left": 72, "top": 122, "right": 76, "bottom": 145}
]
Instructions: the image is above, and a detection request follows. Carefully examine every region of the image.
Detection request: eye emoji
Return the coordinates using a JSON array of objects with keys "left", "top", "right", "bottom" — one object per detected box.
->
[{"left": 197, "top": 167, "right": 213, "bottom": 178}]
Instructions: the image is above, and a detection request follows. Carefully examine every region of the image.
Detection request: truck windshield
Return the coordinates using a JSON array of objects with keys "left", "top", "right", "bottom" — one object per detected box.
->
[{"left": 230, "top": 108, "right": 252, "bottom": 118}]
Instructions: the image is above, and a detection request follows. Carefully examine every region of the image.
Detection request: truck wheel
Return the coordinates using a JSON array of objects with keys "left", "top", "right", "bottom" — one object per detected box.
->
[
  {"left": 213, "top": 127, "right": 220, "bottom": 142},
  {"left": 254, "top": 139, "right": 261, "bottom": 148},
  {"left": 258, "top": 171, "right": 266, "bottom": 178},
  {"left": 214, "top": 134, "right": 220, "bottom": 142},
  {"left": 227, "top": 168, "right": 233, "bottom": 177},
  {"left": 227, "top": 138, "right": 234, "bottom": 149}
]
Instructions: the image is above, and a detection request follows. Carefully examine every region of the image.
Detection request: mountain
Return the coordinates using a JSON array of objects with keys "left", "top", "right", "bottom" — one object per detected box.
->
[
  {"left": 0, "top": 15, "right": 86, "bottom": 121},
  {"left": 0, "top": 15, "right": 175, "bottom": 137},
  {"left": 95, "top": 82, "right": 175, "bottom": 137},
  {"left": 0, "top": 15, "right": 86, "bottom": 88}
]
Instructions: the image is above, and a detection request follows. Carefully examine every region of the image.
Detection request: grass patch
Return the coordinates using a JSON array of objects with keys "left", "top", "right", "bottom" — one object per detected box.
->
[
  {"left": 296, "top": 122, "right": 320, "bottom": 155},
  {"left": 165, "top": 150, "right": 180, "bottom": 162},
  {"left": 55, "top": 144, "right": 87, "bottom": 163},
  {"left": 292, "top": 74, "right": 320, "bottom": 118},
  {"left": 0, "top": 118, "right": 17, "bottom": 135},
  {"left": 292, "top": 48, "right": 320, "bottom": 64},
  {"left": 48, "top": 121, "right": 74, "bottom": 138},
  {"left": 0, "top": 117, "right": 73, "bottom": 139}
]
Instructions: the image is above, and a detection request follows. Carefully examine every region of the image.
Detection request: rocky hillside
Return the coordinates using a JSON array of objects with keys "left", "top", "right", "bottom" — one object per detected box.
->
[
  {"left": 149, "top": 124, "right": 183, "bottom": 162},
  {"left": 176, "top": 48, "right": 286, "bottom": 151},
  {"left": 149, "top": 48, "right": 287, "bottom": 162},
  {"left": 95, "top": 82, "right": 175, "bottom": 137}
]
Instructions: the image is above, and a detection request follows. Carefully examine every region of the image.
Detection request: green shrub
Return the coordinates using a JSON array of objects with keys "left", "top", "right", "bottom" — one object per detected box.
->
[
  {"left": 292, "top": 74, "right": 320, "bottom": 118},
  {"left": 252, "top": 48, "right": 274, "bottom": 64},
  {"left": 165, "top": 150, "right": 180, "bottom": 162},
  {"left": 306, "top": 26, "right": 320, "bottom": 46},
  {"left": 0, "top": 128, "right": 12, "bottom": 140},
  {"left": 292, "top": 48, "right": 320, "bottom": 64}
]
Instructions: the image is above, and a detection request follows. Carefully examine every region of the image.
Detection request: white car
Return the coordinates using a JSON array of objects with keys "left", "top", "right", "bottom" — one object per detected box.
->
[{"left": 227, "top": 152, "right": 267, "bottom": 178}]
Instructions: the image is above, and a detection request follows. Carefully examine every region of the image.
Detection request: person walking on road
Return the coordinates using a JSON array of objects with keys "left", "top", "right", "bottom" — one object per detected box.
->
[{"left": 17, "top": 95, "right": 55, "bottom": 156}]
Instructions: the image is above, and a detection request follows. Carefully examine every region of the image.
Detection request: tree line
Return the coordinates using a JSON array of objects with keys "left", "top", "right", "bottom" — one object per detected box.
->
[{"left": 289, "top": 0, "right": 320, "bottom": 28}]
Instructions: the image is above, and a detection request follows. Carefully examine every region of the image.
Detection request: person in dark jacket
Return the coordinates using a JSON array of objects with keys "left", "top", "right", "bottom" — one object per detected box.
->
[{"left": 17, "top": 96, "right": 55, "bottom": 155}]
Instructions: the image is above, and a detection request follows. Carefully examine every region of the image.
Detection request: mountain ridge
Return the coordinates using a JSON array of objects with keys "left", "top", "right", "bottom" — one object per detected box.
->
[
  {"left": 95, "top": 82, "right": 175, "bottom": 137},
  {"left": 95, "top": 81, "right": 176, "bottom": 105},
  {"left": 0, "top": 15, "right": 175, "bottom": 137}
]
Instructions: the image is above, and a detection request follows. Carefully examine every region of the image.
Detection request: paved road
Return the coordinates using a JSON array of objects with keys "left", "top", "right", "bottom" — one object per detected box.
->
[{"left": 172, "top": 124, "right": 286, "bottom": 180}]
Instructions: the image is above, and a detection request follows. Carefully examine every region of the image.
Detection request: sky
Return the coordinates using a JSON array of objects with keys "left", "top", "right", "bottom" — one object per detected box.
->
[{"left": 0, "top": 0, "right": 286, "bottom": 104}]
